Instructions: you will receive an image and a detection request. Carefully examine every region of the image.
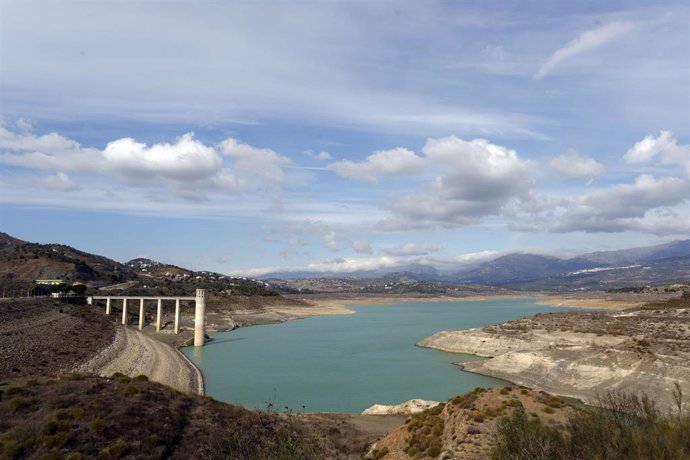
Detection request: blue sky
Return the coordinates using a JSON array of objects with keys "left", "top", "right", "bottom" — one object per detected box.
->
[{"left": 0, "top": 0, "right": 688, "bottom": 276}]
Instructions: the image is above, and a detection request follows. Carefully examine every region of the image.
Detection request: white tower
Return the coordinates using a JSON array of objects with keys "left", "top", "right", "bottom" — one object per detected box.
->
[{"left": 194, "top": 289, "right": 206, "bottom": 347}]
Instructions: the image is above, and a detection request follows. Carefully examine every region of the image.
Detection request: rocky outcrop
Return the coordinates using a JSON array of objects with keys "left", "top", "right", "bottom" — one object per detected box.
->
[
  {"left": 418, "top": 328, "right": 627, "bottom": 357},
  {"left": 361, "top": 399, "right": 440, "bottom": 416},
  {"left": 417, "top": 304, "right": 690, "bottom": 412},
  {"left": 459, "top": 346, "right": 690, "bottom": 407}
]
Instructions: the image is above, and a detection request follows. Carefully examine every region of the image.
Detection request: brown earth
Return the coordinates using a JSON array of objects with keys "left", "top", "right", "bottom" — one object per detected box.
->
[
  {"left": 366, "top": 386, "right": 575, "bottom": 460},
  {"left": 0, "top": 298, "right": 115, "bottom": 379}
]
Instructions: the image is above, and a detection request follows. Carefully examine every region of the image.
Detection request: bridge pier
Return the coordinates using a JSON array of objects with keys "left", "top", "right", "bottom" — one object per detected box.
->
[
  {"left": 122, "top": 298, "right": 128, "bottom": 325},
  {"left": 194, "top": 289, "right": 206, "bottom": 347},
  {"left": 138, "top": 298, "right": 145, "bottom": 330},
  {"left": 156, "top": 298, "right": 162, "bottom": 332},
  {"left": 174, "top": 299, "right": 180, "bottom": 334},
  {"left": 106, "top": 298, "right": 111, "bottom": 315}
]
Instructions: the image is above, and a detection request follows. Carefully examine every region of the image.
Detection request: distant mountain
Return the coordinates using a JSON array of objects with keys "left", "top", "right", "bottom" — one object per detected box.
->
[
  {"left": 259, "top": 239, "right": 690, "bottom": 291},
  {"left": 450, "top": 240, "right": 690, "bottom": 290},
  {"left": 453, "top": 254, "right": 604, "bottom": 287},
  {"left": 583, "top": 240, "right": 690, "bottom": 265}
]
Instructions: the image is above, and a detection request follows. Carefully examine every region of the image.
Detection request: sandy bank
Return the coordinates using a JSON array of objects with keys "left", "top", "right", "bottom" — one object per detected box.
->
[
  {"left": 75, "top": 325, "right": 203, "bottom": 395},
  {"left": 534, "top": 295, "right": 643, "bottom": 310},
  {"left": 303, "top": 293, "right": 639, "bottom": 311}
]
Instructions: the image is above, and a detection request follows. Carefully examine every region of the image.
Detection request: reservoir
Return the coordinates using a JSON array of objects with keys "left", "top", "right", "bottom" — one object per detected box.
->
[{"left": 182, "top": 298, "right": 571, "bottom": 413}]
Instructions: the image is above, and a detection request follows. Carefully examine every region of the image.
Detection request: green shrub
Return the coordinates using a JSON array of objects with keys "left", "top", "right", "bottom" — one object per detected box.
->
[
  {"left": 122, "top": 384, "right": 139, "bottom": 397},
  {"left": 106, "top": 438, "right": 129, "bottom": 457},
  {"left": 89, "top": 418, "right": 105, "bottom": 435},
  {"left": 427, "top": 444, "right": 442, "bottom": 458},
  {"left": 493, "top": 409, "right": 564, "bottom": 460},
  {"left": 493, "top": 390, "right": 690, "bottom": 460}
]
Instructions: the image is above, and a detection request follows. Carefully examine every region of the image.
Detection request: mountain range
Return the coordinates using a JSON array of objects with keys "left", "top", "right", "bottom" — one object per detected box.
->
[
  {"left": 1, "top": 231, "right": 688, "bottom": 292},
  {"left": 263, "top": 240, "right": 690, "bottom": 291}
]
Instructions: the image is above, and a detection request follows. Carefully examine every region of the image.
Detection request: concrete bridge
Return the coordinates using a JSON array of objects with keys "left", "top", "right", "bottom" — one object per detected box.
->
[{"left": 87, "top": 289, "right": 206, "bottom": 346}]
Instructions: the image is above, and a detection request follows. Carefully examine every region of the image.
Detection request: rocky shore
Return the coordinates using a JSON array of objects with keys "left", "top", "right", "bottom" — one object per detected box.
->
[
  {"left": 361, "top": 399, "right": 441, "bottom": 416},
  {"left": 418, "top": 298, "right": 690, "bottom": 411}
]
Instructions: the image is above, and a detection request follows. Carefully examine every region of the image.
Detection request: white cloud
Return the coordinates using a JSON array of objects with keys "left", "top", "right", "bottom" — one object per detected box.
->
[
  {"left": 535, "top": 21, "right": 635, "bottom": 80},
  {"left": 261, "top": 220, "right": 342, "bottom": 252},
  {"left": 350, "top": 240, "right": 373, "bottom": 255},
  {"left": 303, "top": 150, "right": 332, "bottom": 161},
  {"left": 383, "top": 242, "right": 439, "bottom": 256},
  {"left": 219, "top": 138, "right": 291, "bottom": 189},
  {"left": 0, "top": 126, "right": 102, "bottom": 171},
  {"left": 549, "top": 150, "right": 606, "bottom": 180},
  {"left": 625, "top": 130, "right": 675, "bottom": 163},
  {"left": 328, "top": 148, "right": 425, "bottom": 184},
  {"left": 554, "top": 175, "right": 690, "bottom": 233},
  {"left": 0, "top": 126, "right": 295, "bottom": 202},
  {"left": 625, "top": 131, "right": 690, "bottom": 177},
  {"left": 231, "top": 248, "right": 505, "bottom": 278},
  {"left": 103, "top": 133, "right": 222, "bottom": 181},
  {"left": 39, "top": 172, "right": 79, "bottom": 192},
  {"left": 320, "top": 231, "right": 339, "bottom": 251},
  {"left": 382, "top": 136, "right": 534, "bottom": 229},
  {"left": 15, "top": 118, "right": 34, "bottom": 132}
]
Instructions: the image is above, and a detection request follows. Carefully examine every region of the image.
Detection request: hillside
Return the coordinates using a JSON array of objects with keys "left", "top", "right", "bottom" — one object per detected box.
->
[
  {"left": 365, "top": 387, "right": 576, "bottom": 459},
  {"left": 0, "top": 374, "right": 324, "bottom": 459},
  {"left": 0, "top": 298, "right": 115, "bottom": 379},
  {"left": 0, "top": 232, "right": 277, "bottom": 297},
  {"left": 0, "top": 232, "right": 136, "bottom": 288},
  {"left": 366, "top": 385, "right": 690, "bottom": 460}
]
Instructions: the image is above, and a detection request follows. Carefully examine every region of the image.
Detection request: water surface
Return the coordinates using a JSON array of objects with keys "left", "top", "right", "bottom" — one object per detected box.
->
[{"left": 183, "top": 298, "right": 570, "bottom": 413}]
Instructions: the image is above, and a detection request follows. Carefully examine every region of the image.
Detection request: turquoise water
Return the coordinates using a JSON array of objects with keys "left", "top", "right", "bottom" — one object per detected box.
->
[{"left": 183, "top": 298, "right": 571, "bottom": 413}]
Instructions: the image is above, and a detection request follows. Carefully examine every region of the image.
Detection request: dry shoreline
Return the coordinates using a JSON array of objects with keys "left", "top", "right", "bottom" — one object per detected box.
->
[{"left": 292, "top": 293, "right": 642, "bottom": 314}]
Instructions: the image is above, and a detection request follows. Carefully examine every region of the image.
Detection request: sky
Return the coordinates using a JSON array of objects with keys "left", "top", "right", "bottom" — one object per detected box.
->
[{"left": 0, "top": 0, "right": 689, "bottom": 277}]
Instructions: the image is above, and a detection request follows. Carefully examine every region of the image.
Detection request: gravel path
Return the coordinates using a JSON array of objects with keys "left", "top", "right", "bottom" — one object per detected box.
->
[{"left": 76, "top": 325, "right": 203, "bottom": 395}]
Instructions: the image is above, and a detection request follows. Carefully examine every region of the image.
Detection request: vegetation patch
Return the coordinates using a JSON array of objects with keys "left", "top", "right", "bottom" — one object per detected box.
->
[
  {"left": 493, "top": 390, "right": 690, "bottom": 460},
  {"left": 403, "top": 402, "right": 446, "bottom": 459},
  {"left": 0, "top": 375, "right": 323, "bottom": 460}
]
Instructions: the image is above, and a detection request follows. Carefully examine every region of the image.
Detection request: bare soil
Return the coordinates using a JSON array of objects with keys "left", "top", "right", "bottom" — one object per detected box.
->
[{"left": 0, "top": 298, "right": 115, "bottom": 379}]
